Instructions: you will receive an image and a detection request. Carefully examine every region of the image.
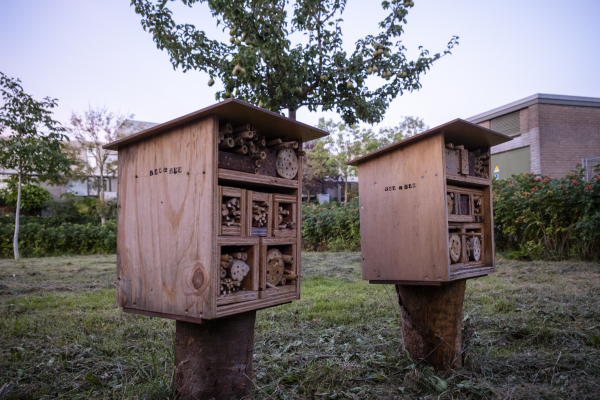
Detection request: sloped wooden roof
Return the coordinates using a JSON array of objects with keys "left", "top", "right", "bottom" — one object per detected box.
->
[
  {"left": 104, "top": 98, "right": 328, "bottom": 151},
  {"left": 347, "top": 118, "right": 512, "bottom": 166}
]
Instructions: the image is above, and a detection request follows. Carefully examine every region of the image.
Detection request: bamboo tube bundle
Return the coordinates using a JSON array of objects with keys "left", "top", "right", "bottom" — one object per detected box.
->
[
  {"left": 222, "top": 197, "right": 242, "bottom": 227},
  {"left": 251, "top": 201, "right": 268, "bottom": 228},
  {"left": 277, "top": 206, "right": 295, "bottom": 229},
  {"left": 217, "top": 122, "right": 261, "bottom": 155},
  {"left": 270, "top": 140, "right": 298, "bottom": 150},
  {"left": 232, "top": 124, "right": 256, "bottom": 134}
]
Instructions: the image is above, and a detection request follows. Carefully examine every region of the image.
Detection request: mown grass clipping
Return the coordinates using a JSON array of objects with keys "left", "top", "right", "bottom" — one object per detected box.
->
[{"left": 1, "top": 253, "right": 599, "bottom": 399}]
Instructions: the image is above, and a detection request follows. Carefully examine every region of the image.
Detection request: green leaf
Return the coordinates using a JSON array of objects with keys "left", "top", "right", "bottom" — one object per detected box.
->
[{"left": 85, "top": 372, "right": 103, "bottom": 387}]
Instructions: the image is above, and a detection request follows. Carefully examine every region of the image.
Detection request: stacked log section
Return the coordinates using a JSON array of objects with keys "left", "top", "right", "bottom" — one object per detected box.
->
[
  {"left": 252, "top": 201, "right": 269, "bottom": 228},
  {"left": 220, "top": 249, "right": 250, "bottom": 295},
  {"left": 473, "top": 150, "right": 490, "bottom": 179},
  {"left": 222, "top": 197, "right": 242, "bottom": 228},
  {"left": 277, "top": 205, "right": 296, "bottom": 229}
]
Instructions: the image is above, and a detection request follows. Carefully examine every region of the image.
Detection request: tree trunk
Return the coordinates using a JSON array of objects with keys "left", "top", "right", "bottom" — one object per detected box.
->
[
  {"left": 175, "top": 311, "right": 256, "bottom": 400},
  {"left": 344, "top": 178, "right": 348, "bottom": 203},
  {"left": 99, "top": 173, "right": 106, "bottom": 226},
  {"left": 288, "top": 107, "right": 296, "bottom": 120},
  {"left": 13, "top": 170, "right": 21, "bottom": 261},
  {"left": 396, "top": 280, "right": 466, "bottom": 370},
  {"left": 306, "top": 189, "right": 310, "bottom": 204}
]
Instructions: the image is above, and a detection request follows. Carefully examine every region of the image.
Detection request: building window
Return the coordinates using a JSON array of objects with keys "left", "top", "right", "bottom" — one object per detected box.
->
[
  {"left": 87, "top": 177, "right": 111, "bottom": 197},
  {"left": 87, "top": 150, "right": 97, "bottom": 169},
  {"left": 491, "top": 111, "right": 520, "bottom": 136},
  {"left": 67, "top": 179, "right": 89, "bottom": 196}
]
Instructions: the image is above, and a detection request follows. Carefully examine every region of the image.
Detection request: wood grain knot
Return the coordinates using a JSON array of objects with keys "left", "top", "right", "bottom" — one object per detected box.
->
[{"left": 192, "top": 268, "right": 205, "bottom": 290}]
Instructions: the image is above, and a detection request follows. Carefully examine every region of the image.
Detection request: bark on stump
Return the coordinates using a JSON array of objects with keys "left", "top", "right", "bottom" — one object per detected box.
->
[
  {"left": 396, "top": 280, "right": 466, "bottom": 370},
  {"left": 175, "top": 311, "right": 256, "bottom": 400}
]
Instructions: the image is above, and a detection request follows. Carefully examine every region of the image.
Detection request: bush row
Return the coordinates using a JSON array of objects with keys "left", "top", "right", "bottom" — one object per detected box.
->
[
  {"left": 3, "top": 168, "right": 599, "bottom": 259},
  {"left": 493, "top": 168, "right": 600, "bottom": 260},
  {"left": 0, "top": 215, "right": 105, "bottom": 227},
  {"left": 301, "top": 198, "right": 361, "bottom": 251},
  {"left": 0, "top": 220, "right": 117, "bottom": 258}
]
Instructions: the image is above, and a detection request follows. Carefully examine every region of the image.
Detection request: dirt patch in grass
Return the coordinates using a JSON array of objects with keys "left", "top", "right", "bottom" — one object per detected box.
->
[{"left": 0, "top": 254, "right": 599, "bottom": 399}]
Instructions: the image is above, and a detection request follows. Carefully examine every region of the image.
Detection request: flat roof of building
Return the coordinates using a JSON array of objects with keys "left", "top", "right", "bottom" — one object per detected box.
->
[
  {"left": 467, "top": 93, "right": 600, "bottom": 124},
  {"left": 104, "top": 99, "right": 328, "bottom": 151},
  {"left": 347, "top": 118, "right": 512, "bottom": 166}
]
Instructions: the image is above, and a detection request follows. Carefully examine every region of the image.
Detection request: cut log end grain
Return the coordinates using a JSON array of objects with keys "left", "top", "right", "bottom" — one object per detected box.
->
[
  {"left": 251, "top": 201, "right": 268, "bottom": 228},
  {"left": 449, "top": 233, "right": 462, "bottom": 263},
  {"left": 266, "top": 249, "right": 285, "bottom": 286}
]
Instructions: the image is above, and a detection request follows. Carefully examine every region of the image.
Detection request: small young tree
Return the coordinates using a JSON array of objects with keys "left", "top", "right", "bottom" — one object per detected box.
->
[
  {"left": 131, "top": 0, "right": 457, "bottom": 123},
  {"left": 66, "top": 107, "right": 132, "bottom": 225},
  {"left": 0, "top": 72, "right": 72, "bottom": 260}
]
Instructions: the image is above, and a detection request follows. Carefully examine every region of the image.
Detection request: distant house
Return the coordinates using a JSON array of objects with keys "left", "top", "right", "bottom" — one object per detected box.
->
[
  {"left": 467, "top": 94, "right": 600, "bottom": 180},
  {"left": 0, "top": 119, "right": 159, "bottom": 200}
]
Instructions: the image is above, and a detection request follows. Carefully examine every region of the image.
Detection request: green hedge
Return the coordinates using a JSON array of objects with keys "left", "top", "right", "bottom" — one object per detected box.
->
[
  {"left": 0, "top": 215, "right": 104, "bottom": 227},
  {"left": 301, "top": 198, "right": 361, "bottom": 251},
  {"left": 0, "top": 220, "right": 116, "bottom": 258},
  {"left": 493, "top": 168, "right": 600, "bottom": 260}
]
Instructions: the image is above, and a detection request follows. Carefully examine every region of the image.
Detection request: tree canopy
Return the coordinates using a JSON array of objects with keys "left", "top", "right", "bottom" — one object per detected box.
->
[{"left": 131, "top": 0, "right": 458, "bottom": 123}]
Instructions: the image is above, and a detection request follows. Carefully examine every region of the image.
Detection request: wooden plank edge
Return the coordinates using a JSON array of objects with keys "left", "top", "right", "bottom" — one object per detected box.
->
[
  {"left": 123, "top": 307, "right": 204, "bottom": 323},
  {"left": 446, "top": 173, "right": 491, "bottom": 187},
  {"left": 449, "top": 266, "right": 494, "bottom": 281},
  {"left": 217, "top": 291, "right": 259, "bottom": 306},
  {"left": 217, "top": 236, "right": 260, "bottom": 245},
  {"left": 261, "top": 237, "right": 297, "bottom": 245},
  {"left": 216, "top": 293, "right": 298, "bottom": 318},
  {"left": 218, "top": 168, "right": 298, "bottom": 188},
  {"left": 369, "top": 280, "right": 442, "bottom": 286}
]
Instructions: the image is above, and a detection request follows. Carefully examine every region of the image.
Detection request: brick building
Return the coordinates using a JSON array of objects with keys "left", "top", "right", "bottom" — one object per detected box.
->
[{"left": 467, "top": 94, "right": 600, "bottom": 180}]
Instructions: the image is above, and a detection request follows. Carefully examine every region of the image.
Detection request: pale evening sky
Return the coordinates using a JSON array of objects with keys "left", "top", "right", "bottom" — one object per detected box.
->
[{"left": 1, "top": 0, "right": 599, "bottom": 134}]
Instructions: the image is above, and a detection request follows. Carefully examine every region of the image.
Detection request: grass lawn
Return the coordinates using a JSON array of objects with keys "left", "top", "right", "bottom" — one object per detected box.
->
[{"left": 1, "top": 253, "right": 599, "bottom": 399}]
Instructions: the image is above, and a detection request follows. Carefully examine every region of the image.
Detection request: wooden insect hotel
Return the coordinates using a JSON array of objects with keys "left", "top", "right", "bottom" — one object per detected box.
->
[
  {"left": 103, "top": 99, "right": 327, "bottom": 399},
  {"left": 348, "top": 119, "right": 511, "bottom": 370}
]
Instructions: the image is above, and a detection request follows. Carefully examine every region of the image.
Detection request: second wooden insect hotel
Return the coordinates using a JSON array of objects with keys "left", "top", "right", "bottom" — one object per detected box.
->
[
  {"left": 349, "top": 119, "right": 512, "bottom": 283},
  {"left": 103, "top": 99, "right": 328, "bottom": 321}
]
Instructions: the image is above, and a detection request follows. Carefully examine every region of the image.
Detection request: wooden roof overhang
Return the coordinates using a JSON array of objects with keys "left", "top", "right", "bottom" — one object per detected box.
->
[
  {"left": 347, "top": 118, "right": 512, "bottom": 166},
  {"left": 104, "top": 98, "right": 329, "bottom": 151}
]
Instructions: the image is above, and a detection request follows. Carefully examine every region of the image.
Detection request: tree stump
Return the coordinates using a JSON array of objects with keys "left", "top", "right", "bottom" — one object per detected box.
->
[
  {"left": 395, "top": 280, "right": 466, "bottom": 370},
  {"left": 175, "top": 311, "right": 256, "bottom": 400}
]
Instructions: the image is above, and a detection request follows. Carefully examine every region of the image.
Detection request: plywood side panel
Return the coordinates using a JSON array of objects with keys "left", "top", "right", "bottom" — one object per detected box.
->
[
  {"left": 117, "top": 116, "right": 217, "bottom": 319},
  {"left": 296, "top": 144, "right": 303, "bottom": 296},
  {"left": 482, "top": 185, "right": 495, "bottom": 267},
  {"left": 358, "top": 133, "right": 448, "bottom": 282}
]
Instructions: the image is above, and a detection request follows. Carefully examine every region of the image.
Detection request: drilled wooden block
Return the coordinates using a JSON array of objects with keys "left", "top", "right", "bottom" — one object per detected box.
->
[{"left": 218, "top": 151, "right": 255, "bottom": 174}]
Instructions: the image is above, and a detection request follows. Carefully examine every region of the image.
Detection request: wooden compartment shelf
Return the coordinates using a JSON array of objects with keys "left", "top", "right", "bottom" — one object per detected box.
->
[
  {"left": 219, "top": 186, "right": 246, "bottom": 236},
  {"left": 273, "top": 194, "right": 297, "bottom": 237},
  {"left": 246, "top": 191, "right": 272, "bottom": 237},
  {"left": 216, "top": 239, "right": 259, "bottom": 306},
  {"left": 259, "top": 237, "right": 298, "bottom": 299}
]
